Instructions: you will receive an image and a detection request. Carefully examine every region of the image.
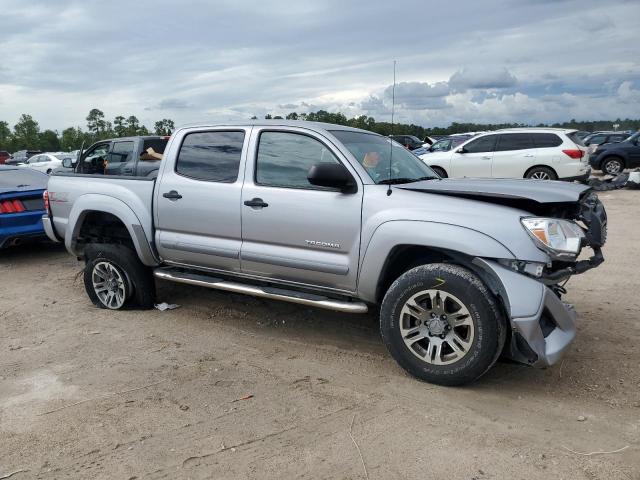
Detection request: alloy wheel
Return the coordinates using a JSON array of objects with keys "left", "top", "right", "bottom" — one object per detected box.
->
[
  {"left": 399, "top": 289, "right": 475, "bottom": 365},
  {"left": 92, "top": 261, "right": 128, "bottom": 309}
]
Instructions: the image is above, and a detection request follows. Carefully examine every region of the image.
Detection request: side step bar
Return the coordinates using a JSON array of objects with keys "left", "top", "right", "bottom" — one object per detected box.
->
[{"left": 154, "top": 268, "right": 368, "bottom": 314}]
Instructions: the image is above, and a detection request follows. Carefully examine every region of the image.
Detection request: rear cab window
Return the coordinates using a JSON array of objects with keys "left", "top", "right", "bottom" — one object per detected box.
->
[{"left": 175, "top": 131, "right": 245, "bottom": 182}]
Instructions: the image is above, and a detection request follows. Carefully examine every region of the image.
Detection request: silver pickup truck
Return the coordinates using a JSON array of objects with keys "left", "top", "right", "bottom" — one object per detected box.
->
[{"left": 43, "top": 121, "right": 607, "bottom": 385}]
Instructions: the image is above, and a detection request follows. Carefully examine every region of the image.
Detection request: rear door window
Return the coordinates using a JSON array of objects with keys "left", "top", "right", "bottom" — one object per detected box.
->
[
  {"left": 464, "top": 135, "right": 497, "bottom": 153},
  {"left": 532, "top": 133, "right": 563, "bottom": 148},
  {"left": 176, "top": 131, "right": 245, "bottom": 182},
  {"left": 495, "top": 133, "right": 533, "bottom": 151},
  {"left": 105, "top": 141, "right": 135, "bottom": 176}
]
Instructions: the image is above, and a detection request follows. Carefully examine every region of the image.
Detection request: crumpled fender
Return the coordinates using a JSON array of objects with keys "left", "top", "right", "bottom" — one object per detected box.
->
[{"left": 356, "top": 220, "right": 515, "bottom": 302}]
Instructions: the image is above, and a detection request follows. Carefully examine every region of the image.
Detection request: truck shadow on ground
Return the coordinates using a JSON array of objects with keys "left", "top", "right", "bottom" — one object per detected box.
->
[{"left": 154, "top": 280, "right": 563, "bottom": 393}]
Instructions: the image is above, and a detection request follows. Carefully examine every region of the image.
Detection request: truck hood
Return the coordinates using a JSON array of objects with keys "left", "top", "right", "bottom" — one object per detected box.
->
[{"left": 397, "top": 178, "right": 590, "bottom": 206}]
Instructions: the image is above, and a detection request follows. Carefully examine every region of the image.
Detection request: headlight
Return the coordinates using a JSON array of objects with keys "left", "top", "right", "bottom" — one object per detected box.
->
[{"left": 521, "top": 217, "right": 585, "bottom": 259}]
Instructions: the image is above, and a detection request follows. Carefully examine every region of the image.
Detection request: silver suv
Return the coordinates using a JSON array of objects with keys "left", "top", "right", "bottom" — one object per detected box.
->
[{"left": 44, "top": 121, "right": 607, "bottom": 385}]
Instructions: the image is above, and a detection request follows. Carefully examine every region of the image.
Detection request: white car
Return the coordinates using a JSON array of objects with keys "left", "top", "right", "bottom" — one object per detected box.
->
[
  {"left": 419, "top": 128, "right": 591, "bottom": 181},
  {"left": 21, "top": 153, "right": 71, "bottom": 174}
]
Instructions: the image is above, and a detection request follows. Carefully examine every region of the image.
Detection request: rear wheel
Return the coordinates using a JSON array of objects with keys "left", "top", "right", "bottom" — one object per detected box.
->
[
  {"left": 83, "top": 243, "right": 155, "bottom": 310},
  {"left": 380, "top": 263, "right": 506, "bottom": 386},
  {"left": 601, "top": 156, "right": 624, "bottom": 175},
  {"left": 525, "top": 166, "right": 557, "bottom": 180},
  {"left": 430, "top": 166, "right": 448, "bottom": 178}
]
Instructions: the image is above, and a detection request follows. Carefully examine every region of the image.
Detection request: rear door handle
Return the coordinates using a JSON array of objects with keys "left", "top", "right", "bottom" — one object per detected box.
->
[
  {"left": 244, "top": 198, "right": 268, "bottom": 208},
  {"left": 163, "top": 190, "right": 182, "bottom": 200},
  {"left": 482, "top": 156, "right": 492, "bottom": 160},
  {"left": 523, "top": 154, "right": 535, "bottom": 157}
]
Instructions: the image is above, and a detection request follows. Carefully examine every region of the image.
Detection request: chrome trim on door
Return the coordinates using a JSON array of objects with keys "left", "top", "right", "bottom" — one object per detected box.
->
[{"left": 241, "top": 251, "right": 349, "bottom": 275}]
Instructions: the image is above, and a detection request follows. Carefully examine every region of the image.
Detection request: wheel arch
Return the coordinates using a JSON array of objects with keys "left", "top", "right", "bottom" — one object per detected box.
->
[
  {"left": 599, "top": 154, "right": 626, "bottom": 171},
  {"left": 357, "top": 220, "right": 515, "bottom": 304},
  {"left": 67, "top": 196, "right": 159, "bottom": 266},
  {"left": 524, "top": 165, "right": 558, "bottom": 179}
]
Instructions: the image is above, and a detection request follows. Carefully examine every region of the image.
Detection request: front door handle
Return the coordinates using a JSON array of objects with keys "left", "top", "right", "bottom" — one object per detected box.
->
[
  {"left": 163, "top": 190, "right": 182, "bottom": 200},
  {"left": 482, "top": 156, "right": 492, "bottom": 160},
  {"left": 244, "top": 198, "right": 268, "bottom": 208}
]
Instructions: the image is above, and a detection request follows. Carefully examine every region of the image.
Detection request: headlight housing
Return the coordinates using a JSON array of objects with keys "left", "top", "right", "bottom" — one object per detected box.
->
[{"left": 521, "top": 217, "right": 585, "bottom": 260}]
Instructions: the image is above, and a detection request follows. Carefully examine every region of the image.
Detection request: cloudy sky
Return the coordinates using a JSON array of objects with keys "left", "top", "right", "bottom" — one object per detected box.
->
[{"left": 1, "top": 0, "right": 638, "bottom": 131}]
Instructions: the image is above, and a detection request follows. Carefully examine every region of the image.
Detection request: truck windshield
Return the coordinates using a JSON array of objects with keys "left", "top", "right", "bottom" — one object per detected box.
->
[{"left": 331, "top": 130, "right": 438, "bottom": 184}]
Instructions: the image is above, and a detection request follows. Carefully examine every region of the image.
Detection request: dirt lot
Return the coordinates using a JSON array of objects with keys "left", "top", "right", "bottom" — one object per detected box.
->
[{"left": 1, "top": 190, "right": 639, "bottom": 480}]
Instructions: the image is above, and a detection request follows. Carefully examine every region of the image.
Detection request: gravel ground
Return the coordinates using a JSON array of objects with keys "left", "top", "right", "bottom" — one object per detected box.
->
[{"left": 1, "top": 189, "right": 639, "bottom": 479}]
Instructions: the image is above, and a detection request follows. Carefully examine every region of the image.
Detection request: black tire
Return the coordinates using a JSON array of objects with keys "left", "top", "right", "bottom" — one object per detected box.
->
[
  {"left": 83, "top": 243, "right": 155, "bottom": 310},
  {"left": 525, "top": 166, "right": 557, "bottom": 180},
  {"left": 601, "top": 156, "right": 624, "bottom": 175},
  {"left": 430, "top": 166, "right": 448, "bottom": 178},
  {"left": 46, "top": 169, "right": 52, "bottom": 175},
  {"left": 380, "top": 263, "right": 506, "bottom": 386}
]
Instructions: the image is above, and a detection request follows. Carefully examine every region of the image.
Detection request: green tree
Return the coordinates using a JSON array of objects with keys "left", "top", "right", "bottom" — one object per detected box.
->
[
  {"left": 12, "top": 114, "right": 40, "bottom": 149},
  {"left": 0, "top": 121, "right": 12, "bottom": 151},
  {"left": 125, "top": 116, "right": 140, "bottom": 136},
  {"left": 285, "top": 112, "right": 299, "bottom": 120},
  {"left": 39, "top": 129, "right": 61, "bottom": 151},
  {"left": 264, "top": 114, "right": 272, "bottom": 119},
  {"left": 60, "top": 127, "right": 85, "bottom": 151},
  {"left": 86, "top": 108, "right": 106, "bottom": 137},
  {"left": 113, "top": 116, "right": 127, "bottom": 137},
  {"left": 154, "top": 118, "right": 175, "bottom": 135}
]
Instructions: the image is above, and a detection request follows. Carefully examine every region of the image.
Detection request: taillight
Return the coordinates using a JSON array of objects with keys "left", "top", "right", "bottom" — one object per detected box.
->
[
  {"left": 562, "top": 149, "right": 584, "bottom": 159},
  {"left": 43, "top": 190, "right": 50, "bottom": 212},
  {"left": 0, "top": 199, "right": 26, "bottom": 214}
]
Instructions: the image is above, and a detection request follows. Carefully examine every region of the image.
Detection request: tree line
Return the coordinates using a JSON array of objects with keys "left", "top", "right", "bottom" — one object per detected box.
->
[
  {"left": 256, "top": 111, "right": 640, "bottom": 139},
  {"left": 2, "top": 107, "right": 639, "bottom": 153},
  {"left": 0, "top": 109, "right": 175, "bottom": 153}
]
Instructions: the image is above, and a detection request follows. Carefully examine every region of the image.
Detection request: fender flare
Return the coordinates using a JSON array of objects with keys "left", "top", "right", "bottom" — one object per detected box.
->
[
  {"left": 356, "top": 220, "right": 515, "bottom": 303},
  {"left": 66, "top": 194, "right": 159, "bottom": 266}
]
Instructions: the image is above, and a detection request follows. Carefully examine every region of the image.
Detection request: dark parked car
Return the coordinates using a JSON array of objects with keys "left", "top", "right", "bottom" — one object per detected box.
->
[
  {"left": 72, "top": 136, "right": 169, "bottom": 177},
  {"left": 589, "top": 132, "right": 640, "bottom": 174},
  {"left": 0, "top": 165, "right": 48, "bottom": 248},
  {"left": 389, "top": 135, "right": 423, "bottom": 150},
  {"left": 6, "top": 150, "right": 42, "bottom": 165},
  {"left": 583, "top": 132, "right": 629, "bottom": 147}
]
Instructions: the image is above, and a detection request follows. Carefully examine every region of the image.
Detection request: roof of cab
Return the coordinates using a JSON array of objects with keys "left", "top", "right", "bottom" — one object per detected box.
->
[{"left": 175, "top": 120, "right": 376, "bottom": 135}]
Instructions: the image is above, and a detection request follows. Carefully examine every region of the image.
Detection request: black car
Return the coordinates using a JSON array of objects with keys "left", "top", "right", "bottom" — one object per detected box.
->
[
  {"left": 6, "top": 149, "right": 42, "bottom": 165},
  {"left": 583, "top": 131, "right": 629, "bottom": 147},
  {"left": 389, "top": 135, "right": 423, "bottom": 150},
  {"left": 589, "top": 132, "right": 640, "bottom": 174}
]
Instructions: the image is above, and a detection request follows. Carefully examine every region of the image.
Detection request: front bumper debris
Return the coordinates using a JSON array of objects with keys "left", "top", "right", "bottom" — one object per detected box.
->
[{"left": 473, "top": 258, "right": 578, "bottom": 368}]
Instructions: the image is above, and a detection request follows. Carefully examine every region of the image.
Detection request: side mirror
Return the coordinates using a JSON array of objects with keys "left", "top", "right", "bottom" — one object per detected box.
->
[
  {"left": 455, "top": 147, "right": 467, "bottom": 154},
  {"left": 62, "top": 158, "right": 73, "bottom": 168},
  {"left": 307, "top": 163, "right": 355, "bottom": 193}
]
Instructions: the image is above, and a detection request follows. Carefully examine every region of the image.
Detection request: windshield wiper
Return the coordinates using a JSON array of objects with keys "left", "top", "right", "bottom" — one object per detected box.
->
[{"left": 379, "top": 176, "right": 438, "bottom": 185}]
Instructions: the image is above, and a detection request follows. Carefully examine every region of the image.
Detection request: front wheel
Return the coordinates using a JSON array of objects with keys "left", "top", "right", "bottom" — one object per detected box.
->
[
  {"left": 380, "top": 263, "right": 506, "bottom": 386},
  {"left": 83, "top": 243, "right": 155, "bottom": 310},
  {"left": 601, "top": 157, "right": 624, "bottom": 175}
]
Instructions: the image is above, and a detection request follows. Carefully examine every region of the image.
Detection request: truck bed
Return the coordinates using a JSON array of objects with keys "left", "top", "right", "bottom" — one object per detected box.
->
[{"left": 47, "top": 173, "right": 156, "bottom": 252}]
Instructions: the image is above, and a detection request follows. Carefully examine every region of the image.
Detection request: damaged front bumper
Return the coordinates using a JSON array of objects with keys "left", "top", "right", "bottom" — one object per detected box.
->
[{"left": 474, "top": 258, "right": 578, "bottom": 367}]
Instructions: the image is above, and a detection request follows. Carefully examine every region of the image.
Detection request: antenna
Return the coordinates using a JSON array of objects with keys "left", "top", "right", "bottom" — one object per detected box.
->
[{"left": 387, "top": 60, "right": 396, "bottom": 196}]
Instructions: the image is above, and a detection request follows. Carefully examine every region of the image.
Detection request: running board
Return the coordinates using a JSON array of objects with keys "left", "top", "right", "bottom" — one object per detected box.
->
[{"left": 153, "top": 268, "right": 368, "bottom": 314}]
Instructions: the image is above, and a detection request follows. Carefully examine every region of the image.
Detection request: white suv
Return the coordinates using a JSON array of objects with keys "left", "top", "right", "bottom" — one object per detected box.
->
[{"left": 418, "top": 128, "right": 590, "bottom": 181}]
